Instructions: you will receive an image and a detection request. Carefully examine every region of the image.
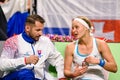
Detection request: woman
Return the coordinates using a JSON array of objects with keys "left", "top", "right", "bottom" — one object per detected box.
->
[{"left": 64, "top": 16, "right": 117, "bottom": 80}]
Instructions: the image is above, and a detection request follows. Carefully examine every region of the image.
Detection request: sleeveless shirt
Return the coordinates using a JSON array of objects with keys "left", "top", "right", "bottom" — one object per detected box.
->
[{"left": 73, "top": 38, "right": 104, "bottom": 80}]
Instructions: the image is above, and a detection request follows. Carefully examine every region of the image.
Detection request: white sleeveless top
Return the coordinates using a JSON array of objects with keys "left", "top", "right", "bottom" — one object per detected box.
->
[{"left": 73, "top": 38, "right": 104, "bottom": 80}]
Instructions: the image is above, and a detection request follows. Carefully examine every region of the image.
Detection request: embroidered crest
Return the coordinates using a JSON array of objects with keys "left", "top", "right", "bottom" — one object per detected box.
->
[{"left": 37, "top": 50, "right": 42, "bottom": 57}]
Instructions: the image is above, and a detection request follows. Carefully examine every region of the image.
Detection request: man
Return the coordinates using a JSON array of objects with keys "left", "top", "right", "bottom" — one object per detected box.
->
[
  {"left": 0, "top": 1, "right": 8, "bottom": 40},
  {"left": 0, "top": 14, "right": 66, "bottom": 80}
]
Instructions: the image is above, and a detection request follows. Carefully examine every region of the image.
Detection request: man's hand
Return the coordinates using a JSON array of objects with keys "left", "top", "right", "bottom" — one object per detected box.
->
[{"left": 25, "top": 55, "right": 39, "bottom": 64}]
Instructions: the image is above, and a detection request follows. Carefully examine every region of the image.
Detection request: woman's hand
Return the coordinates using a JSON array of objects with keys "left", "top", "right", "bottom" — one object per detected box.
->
[
  {"left": 59, "top": 78, "right": 67, "bottom": 80},
  {"left": 72, "top": 64, "right": 88, "bottom": 77},
  {"left": 84, "top": 56, "right": 100, "bottom": 65}
]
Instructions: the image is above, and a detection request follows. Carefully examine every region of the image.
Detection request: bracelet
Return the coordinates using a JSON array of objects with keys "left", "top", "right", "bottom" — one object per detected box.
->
[{"left": 99, "top": 59, "right": 105, "bottom": 67}]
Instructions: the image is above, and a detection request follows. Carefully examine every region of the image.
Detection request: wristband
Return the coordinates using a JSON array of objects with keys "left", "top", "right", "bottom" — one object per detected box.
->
[
  {"left": 99, "top": 59, "right": 105, "bottom": 67},
  {"left": 24, "top": 57, "right": 27, "bottom": 64}
]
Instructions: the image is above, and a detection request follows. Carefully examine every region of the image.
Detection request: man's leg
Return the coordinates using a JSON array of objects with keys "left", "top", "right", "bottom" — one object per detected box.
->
[{"left": 2, "top": 69, "right": 40, "bottom": 80}]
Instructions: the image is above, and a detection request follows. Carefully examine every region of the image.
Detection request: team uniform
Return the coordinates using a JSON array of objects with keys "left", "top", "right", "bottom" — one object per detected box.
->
[
  {"left": 0, "top": 33, "right": 64, "bottom": 80},
  {"left": 72, "top": 38, "right": 105, "bottom": 80}
]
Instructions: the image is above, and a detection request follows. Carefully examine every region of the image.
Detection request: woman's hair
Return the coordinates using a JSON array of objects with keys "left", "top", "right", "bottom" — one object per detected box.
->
[
  {"left": 25, "top": 14, "right": 45, "bottom": 25},
  {"left": 76, "top": 16, "right": 93, "bottom": 29}
]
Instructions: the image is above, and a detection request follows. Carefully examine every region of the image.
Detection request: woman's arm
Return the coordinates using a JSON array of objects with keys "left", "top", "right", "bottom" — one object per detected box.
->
[
  {"left": 64, "top": 43, "right": 74, "bottom": 77},
  {"left": 98, "top": 39, "right": 117, "bottom": 73},
  {"left": 64, "top": 43, "right": 88, "bottom": 78}
]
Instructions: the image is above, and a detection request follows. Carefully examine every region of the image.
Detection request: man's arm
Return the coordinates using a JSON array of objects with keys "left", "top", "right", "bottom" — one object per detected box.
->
[
  {"left": 46, "top": 40, "right": 66, "bottom": 79},
  {"left": 0, "top": 36, "right": 26, "bottom": 71}
]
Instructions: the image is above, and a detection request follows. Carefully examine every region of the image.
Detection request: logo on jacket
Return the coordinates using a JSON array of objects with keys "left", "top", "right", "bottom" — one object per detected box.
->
[{"left": 37, "top": 50, "right": 42, "bottom": 57}]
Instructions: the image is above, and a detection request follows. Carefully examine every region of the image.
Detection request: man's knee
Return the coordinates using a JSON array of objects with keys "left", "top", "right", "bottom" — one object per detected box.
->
[{"left": 17, "top": 69, "right": 35, "bottom": 80}]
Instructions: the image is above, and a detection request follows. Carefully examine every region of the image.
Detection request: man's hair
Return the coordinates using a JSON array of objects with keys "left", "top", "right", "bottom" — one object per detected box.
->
[
  {"left": 25, "top": 14, "right": 45, "bottom": 25},
  {"left": 0, "top": 0, "right": 5, "bottom": 3}
]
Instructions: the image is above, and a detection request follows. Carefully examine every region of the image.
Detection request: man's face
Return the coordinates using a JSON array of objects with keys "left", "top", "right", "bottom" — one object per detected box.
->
[{"left": 26, "top": 21, "right": 44, "bottom": 41}]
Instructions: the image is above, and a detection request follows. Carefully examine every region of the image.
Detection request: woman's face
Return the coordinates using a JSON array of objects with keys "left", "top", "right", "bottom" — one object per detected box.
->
[{"left": 71, "top": 20, "right": 87, "bottom": 39}]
